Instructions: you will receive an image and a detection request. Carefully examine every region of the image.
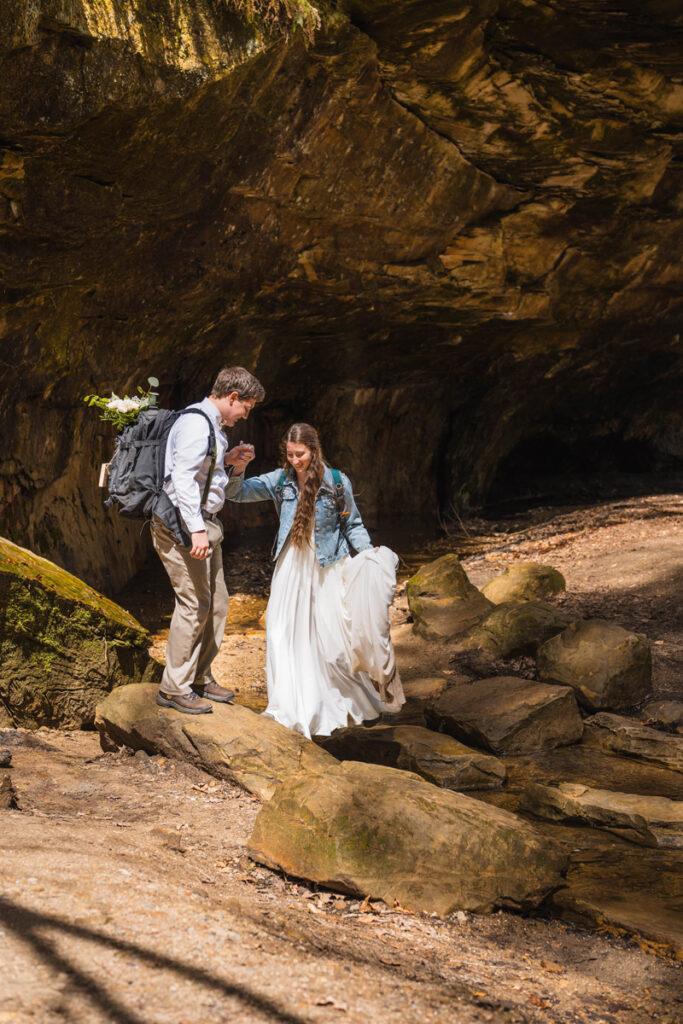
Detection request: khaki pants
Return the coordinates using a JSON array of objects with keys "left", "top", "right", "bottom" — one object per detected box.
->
[{"left": 151, "top": 517, "right": 229, "bottom": 696}]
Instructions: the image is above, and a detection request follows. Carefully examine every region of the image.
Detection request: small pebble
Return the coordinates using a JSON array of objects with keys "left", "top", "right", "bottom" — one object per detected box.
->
[{"left": 0, "top": 750, "right": 11, "bottom": 767}]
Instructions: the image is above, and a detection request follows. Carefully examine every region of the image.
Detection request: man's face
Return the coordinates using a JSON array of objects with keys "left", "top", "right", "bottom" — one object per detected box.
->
[{"left": 218, "top": 392, "right": 256, "bottom": 427}]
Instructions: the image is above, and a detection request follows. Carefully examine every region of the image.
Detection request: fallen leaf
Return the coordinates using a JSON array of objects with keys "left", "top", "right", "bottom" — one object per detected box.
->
[
  {"left": 540, "top": 959, "right": 564, "bottom": 973},
  {"left": 314, "top": 997, "right": 347, "bottom": 1011}
]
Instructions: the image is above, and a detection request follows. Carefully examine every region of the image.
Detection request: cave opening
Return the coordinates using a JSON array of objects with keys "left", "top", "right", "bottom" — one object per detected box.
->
[{"left": 485, "top": 431, "right": 683, "bottom": 516}]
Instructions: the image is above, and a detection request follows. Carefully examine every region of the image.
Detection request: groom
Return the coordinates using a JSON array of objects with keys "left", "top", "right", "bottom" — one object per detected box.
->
[{"left": 152, "top": 366, "right": 262, "bottom": 715}]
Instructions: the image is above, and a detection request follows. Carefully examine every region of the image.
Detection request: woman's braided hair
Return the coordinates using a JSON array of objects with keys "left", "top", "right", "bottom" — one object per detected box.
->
[{"left": 282, "top": 423, "right": 325, "bottom": 548}]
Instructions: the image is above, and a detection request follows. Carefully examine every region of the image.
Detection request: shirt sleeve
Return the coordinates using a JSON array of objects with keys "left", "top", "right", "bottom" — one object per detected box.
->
[{"left": 169, "top": 417, "right": 213, "bottom": 533}]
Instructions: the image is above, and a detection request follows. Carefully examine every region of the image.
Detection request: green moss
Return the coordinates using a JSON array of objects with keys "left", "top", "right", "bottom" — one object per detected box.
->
[
  {"left": 0, "top": 536, "right": 159, "bottom": 728},
  {"left": 0, "top": 536, "right": 146, "bottom": 638}
]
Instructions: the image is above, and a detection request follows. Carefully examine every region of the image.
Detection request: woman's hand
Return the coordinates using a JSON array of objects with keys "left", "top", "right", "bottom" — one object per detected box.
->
[{"left": 225, "top": 443, "right": 255, "bottom": 474}]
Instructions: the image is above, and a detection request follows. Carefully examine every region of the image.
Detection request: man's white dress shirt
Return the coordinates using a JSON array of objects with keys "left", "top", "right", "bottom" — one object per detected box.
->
[{"left": 163, "top": 397, "right": 229, "bottom": 533}]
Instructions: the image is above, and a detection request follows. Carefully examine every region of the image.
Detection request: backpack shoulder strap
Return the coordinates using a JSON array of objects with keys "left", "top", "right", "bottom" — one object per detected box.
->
[
  {"left": 330, "top": 468, "right": 348, "bottom": 516},
  {"left": 177, "top": 408, "right": 217, "bottom": 508},
  {"left": 178, "top": 408, "right": 217, "bottom": 459},
  {"left": 274, "top": 469, "right": 287, "bottom": 497}
]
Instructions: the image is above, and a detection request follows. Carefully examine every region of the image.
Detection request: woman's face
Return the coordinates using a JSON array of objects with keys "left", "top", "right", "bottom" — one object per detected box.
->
[{"left": 286, "top": 442, "right": 313, "bottom": 475}]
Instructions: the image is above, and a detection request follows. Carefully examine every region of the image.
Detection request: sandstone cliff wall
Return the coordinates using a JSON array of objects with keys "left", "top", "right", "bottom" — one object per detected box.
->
[{"left": 1, "top": 1, "right": 681, "bottom": 589}]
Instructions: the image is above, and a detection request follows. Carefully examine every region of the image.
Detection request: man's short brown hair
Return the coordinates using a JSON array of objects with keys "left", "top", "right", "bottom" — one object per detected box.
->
[{"left": 211, "top": 366, "right": 265, "bottom": 402}]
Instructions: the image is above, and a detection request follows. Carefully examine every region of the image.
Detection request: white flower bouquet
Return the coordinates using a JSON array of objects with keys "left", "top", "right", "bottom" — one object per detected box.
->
[{"left": 84, "top": 377, "right": 159, "bottom": 432}]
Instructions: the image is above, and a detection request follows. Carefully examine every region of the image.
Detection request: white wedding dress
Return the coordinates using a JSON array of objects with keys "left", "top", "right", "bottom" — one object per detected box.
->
[{"left": 264, "top": 533, "right": 405, "bottom": 738}]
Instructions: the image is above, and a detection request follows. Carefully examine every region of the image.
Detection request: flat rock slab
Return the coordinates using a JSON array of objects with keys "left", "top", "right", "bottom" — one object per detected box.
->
[
  {"left": 537, "top": 619, "right": 652, "bottom": 711},
  {"left": 405, "top": 554, "right": 493, "bottom": 640},
  {"left": 521, "top": 782, "right": 683, "bottom": 848},
  {"left": 95, "top": 684, "right": 336, "bottom": 800},
  {"left": 482, "top": 563, "right": 566, "bottom": 604},
  {"left": 583, "top": 712, "right": 683, "bottom": 774},
  {"left": 321, "top": 724, "right": 506, "bottom": 790},
  {"left": 428, "top": 677, "right": 583, "bottom": 754},
  {"left": 553, "top": 890, "right": 683, "bottom": 961},
  {"left": 401, "top": 677, "right": 448, "bottom": 701},
  {"left": 463, "top": 600, "right": 572, "bottom": 657},
  {"left": 0, "top": 536, "right": 160, "bottom": 728},
  {"left": 248, "top": 761, "right": 567, "bottom": 915}
]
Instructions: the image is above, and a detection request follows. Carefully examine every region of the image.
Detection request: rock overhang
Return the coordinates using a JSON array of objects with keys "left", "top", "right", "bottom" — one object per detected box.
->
[{"left": 0, "top": 0, "right": 681, "bottom": 590}]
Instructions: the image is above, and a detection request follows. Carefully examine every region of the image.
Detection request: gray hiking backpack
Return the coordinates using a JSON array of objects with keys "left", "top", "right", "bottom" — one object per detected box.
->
[{"left": 104, "top": 408, "right": 216, "bottom": 544}]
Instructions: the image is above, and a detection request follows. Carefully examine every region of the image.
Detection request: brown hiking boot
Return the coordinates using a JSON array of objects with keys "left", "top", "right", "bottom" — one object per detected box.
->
[
  {"left": 192, "top": 678, "right": 235, "bottom": 704},
  {"left": 156, "top": 690, "right": 213, "bottom": 715}
]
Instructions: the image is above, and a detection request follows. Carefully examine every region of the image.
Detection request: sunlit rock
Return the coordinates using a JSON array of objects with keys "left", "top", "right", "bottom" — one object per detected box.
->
[
  {"left": 481, "top": 564, "right": 566, "bottom": 605},
  {"left": 406, "top": 554, "right": 493, "bottom": 640},
  {"left": 463, "top": 599, "right": 572, "bottom": 657},
  {"left": 521, "top": 781, "right": 683, "bottom": 848},
  {"left": 537, "top": 620, "right": 652, "bottom": 711},
  {"left": 321, "top": 723, "right": 506, "bottom": 790},
  {"left": 95, "top": 683, "right": 336, "bottom": 799},
  {"left": 248, "top": 761, "right": 567, "bottom": 915},
  {"left": 582, "top": 712, "right": 683, "bottom": 774},
  {"left": 428, "top": 677, "right": 583, "bottom": 754}
]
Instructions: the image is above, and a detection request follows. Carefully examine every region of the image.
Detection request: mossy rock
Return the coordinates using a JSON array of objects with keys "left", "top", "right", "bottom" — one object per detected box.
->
[
  {"left": 482, "top": 563, "right": 566, "bottom": 604},
  {"left": 463, "top": 600, "right": 572, "bottom": 657},
  {"left": 248, "top": 760, "right": 567, "bottom": 915},
  {"left": 537, "top": 620, "right": 652, "bottom": 711},
  {"left": 406, "top": 554, "right": 493, "bottom": 640},
  {"left": 0, "top": 537, "right": 160, "bottom": 728}
]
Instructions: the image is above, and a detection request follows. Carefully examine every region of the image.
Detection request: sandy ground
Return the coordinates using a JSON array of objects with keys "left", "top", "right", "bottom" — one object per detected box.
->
[{"left": 1, "top": 494, "right": 682, "bottom": 1023}]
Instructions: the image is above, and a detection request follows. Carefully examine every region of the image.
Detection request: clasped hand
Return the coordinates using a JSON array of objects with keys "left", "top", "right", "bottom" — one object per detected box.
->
[{"left": 225, "top": 442, "right": 255, "bottom": 473}]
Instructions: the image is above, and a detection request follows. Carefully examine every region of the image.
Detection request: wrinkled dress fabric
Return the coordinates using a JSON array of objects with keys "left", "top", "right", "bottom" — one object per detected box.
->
[{"left": 264, "top": 538, "right": 404, "bottom": 738}]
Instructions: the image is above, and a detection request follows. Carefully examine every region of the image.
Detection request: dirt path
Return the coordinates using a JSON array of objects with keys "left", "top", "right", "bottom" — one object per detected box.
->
[{"left": 2, "top": 495, "right": 682, "bottom": 1023}]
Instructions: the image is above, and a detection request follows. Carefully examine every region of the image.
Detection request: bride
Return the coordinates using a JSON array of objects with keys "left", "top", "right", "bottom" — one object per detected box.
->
[{"left": 228, "top": 423, "right": 404, "bottom": 738}]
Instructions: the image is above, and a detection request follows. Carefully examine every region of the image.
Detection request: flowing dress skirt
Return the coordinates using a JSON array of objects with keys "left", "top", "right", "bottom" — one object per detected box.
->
[{"left": 264, "top": 538, "right": 405, "bottom": 738}]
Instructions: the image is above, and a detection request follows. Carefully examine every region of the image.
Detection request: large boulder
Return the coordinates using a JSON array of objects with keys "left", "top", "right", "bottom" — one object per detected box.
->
[
  {"left": 482, "top": 564, "right": 566, "bottom": 604},
  {"left": 0, "top": 537, "right": 160, "bottom": 728},
  {"left": 463, "top": 600, "right": 572, "bottom": 657},
  {"left": 428, "top": 677, "right": 583, "bottom": 754},
  {"left": 521, "top": 782, "right": 683, "bottom": 848},
  {"left": 248, "top": 761, "right": 567, "bottom": 915},
  {"left": 406, "top": 555, "right": 493, "bottom": 640},
  {"left": 582, "top": 713, "right": 683, "bottom": 774},
  {"left": 96, "top": 683, "right": 336, "bottom": 800},
  {"left": 537, "top": 620, "right": 652, "bottom": 711},
  {"left": 321, "top": 724, "right": 506, "bottom": 790}
]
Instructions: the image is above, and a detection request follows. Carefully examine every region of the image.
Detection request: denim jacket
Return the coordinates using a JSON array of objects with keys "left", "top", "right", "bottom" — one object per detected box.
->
[{"left": 228, "top": 466, "right": 372, "bottom": 567}]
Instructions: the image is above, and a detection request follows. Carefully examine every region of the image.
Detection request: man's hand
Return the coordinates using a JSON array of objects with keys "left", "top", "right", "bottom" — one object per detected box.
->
[
  {"left": 225, "top": 442, "right": 255, "bottom": 475},
  {"left": 190, "top": 530, "right": 210, "bottom": 560}
]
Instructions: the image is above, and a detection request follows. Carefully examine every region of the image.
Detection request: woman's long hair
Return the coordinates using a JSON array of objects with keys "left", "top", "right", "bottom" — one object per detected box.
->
[{"left": 282, "top": 423, "right": 325, "bottom": 548}]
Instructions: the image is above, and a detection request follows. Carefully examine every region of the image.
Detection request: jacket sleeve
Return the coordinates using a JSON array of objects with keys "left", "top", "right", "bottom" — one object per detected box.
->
[
  {"left": 226, "top": 468, "right": 283, "bottom": 503},
  {"left": 340, "top": 473, "right": 373, "bottom": 553}
]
